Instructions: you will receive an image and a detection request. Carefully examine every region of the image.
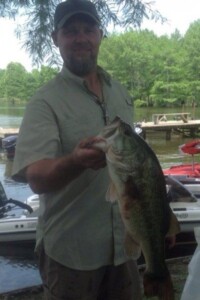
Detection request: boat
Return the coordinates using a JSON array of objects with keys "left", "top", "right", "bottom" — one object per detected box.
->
[
  {"left": 163, "top": 140, "right": 200, "bottom": 235},
  {"left": 170, "top": 199, "right": 200, "bottom": 232},
  {"left": 1, "top": 173, "right": 200, "bottom": 251},
  {"left": 163, "top": 139, "right": 200, "bottom": 183},
  {"left": 0, "top": 182, "right": 39, "bottom": 245},
  {"left": 165, "top": 175, "right": 200, "bottom": 233},
  {"left": 0, "top": 215, "right": 37, "bottom": 243}
]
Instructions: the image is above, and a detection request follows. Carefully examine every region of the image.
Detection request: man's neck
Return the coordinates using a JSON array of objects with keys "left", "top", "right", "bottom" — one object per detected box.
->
[{"left": 84, "top": 71, "right": 103, "bottom": 100}]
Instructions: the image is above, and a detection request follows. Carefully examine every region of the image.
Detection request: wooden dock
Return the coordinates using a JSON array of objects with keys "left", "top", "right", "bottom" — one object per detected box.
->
[
  {"left": 0, "top": 128, "right": 19, "bottom": 138},
  {"left": 0, "top": 112, "right": 200, "bottom": 141},
  {"left": 141, "top": 113, "right": 200, "bottom": 140}
]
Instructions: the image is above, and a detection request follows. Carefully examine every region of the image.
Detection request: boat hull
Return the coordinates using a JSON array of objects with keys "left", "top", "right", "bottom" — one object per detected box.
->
[
  {"left": 168, "top": 182, "right": 200, "bottom": 232},
  {"left": 163, "top": 163, "right": 200, "bottom": 181},
  {"left": 0, "top": 217, "right": 37, "bottom": 243}
]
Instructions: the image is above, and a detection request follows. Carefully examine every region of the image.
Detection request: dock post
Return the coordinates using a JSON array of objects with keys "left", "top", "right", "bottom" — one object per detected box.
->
[
  {"left": 142, "top": 130, "right": 146, "bottom": 139},
  {"left": 166, "top": 130, "right": 171, "bottom": 140},
  {"left": 190, "top": 128, "right": 196, "bottom": 138}
]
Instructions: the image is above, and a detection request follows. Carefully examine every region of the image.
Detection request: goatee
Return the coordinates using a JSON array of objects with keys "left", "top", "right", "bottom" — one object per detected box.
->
[{"left": 65, "top": 57, "right": 96, "bottom": 76}]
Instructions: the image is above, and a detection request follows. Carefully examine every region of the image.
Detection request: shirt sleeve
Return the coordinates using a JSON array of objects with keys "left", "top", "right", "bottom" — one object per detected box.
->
[{"left": 12, "top": 98, "right": 62, "bottom": 182}]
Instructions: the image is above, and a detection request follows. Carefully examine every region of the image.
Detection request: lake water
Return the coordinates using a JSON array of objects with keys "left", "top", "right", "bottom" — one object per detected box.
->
[
  {"left": 0, "top": 105, "right": 200, "bottom": 294},
  {"left": 0, "top": 256, "right": 42, "bottom": 294}
]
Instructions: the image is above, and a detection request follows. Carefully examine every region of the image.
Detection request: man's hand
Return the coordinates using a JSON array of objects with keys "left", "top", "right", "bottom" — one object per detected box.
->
[
  {"left": 26, "top": 137, "right": 107, "bottom": 194},
  {"left": 72, "top": 137, "right": 106, "bottom": 170}
]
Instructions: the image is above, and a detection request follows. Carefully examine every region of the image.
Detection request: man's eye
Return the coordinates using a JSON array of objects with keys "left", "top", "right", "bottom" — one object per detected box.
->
[
  {"left": 63, "top": 28, "right": 76, "bottom": 35},
  {"left": 85, "top": 29, "right": 94, "bottom": 34}
]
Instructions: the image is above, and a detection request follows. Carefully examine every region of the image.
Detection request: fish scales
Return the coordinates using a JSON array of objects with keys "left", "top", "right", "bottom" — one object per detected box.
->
[{"left": 93, "top": 116, "right": 180, "bottom": 300}]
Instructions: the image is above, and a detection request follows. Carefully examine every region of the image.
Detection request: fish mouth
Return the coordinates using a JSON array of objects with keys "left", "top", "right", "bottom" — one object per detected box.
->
[
  {"left": 106, "top": 116, "right": 133, "bottom": 138},
  {"left": 101, "top": 117, "right": 121, "bottom": 139},
  {"left": 113, "top": 116, "right": 133, "bottom": 136}
]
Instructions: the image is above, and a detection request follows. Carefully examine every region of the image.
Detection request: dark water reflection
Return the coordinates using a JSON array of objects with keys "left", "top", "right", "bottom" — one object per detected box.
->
[{"left": 0, "top": 255, "right": 42, "bottom": 294}]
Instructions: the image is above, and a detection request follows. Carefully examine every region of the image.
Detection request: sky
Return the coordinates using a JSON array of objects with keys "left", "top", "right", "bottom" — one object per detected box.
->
[
  {"left": 141, "top": 0, "right": 200, "bottom": 36},
  {"left": 0, "top": 0, "right": 200, "bottom": 72}
]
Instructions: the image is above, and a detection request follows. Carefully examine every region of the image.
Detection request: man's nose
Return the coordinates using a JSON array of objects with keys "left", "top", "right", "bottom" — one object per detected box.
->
[{"left": 74, "top": 31, "right": 88, "bottom": 42}]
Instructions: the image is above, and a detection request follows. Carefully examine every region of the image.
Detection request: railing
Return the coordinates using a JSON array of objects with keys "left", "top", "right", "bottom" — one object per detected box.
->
[{"left": 152, "top": 113, "right": 191, "bottom": 124}]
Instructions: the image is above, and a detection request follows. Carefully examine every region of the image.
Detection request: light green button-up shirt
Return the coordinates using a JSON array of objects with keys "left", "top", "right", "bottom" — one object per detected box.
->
[{"left": 12, "top": 66, "right": 134, "bottom": 270}]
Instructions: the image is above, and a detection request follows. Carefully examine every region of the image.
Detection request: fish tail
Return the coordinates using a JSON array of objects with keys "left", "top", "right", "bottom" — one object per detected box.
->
[{"left": 143, "top": 272, "right": 174, "bottom": 300}]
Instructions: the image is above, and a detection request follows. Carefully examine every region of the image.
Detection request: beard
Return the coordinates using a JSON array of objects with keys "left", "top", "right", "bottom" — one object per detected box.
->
[{"left": 64, "top": 46, "right": 97, "bottom": 76}]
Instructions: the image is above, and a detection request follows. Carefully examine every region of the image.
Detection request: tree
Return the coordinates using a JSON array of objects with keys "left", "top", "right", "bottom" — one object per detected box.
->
[
  {"left": 0, "top": 0, "right": 166, "bottom": 67},
  {"left": 183, "top": 20, "right": 200, "bottom": 81},
  {"left": 0, "top": 69, "right": 6, "bottom": 99},
  {"left": 148, "top": 32, "right": 190, "bottom": 107},
  {"left": 0, "top": 63, "right": 59, "bottom": 104},
  {"left": 99, "top": 29, "right": 163, "bottom": 106},
  {"left": 4, "top": 20, "right": 200, "bottom": 107},
  {"left": 3, "top": 62, "right": 28, "bottom": 103}
]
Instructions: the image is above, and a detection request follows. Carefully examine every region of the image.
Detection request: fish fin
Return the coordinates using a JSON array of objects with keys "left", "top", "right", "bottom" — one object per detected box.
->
[
  {"left": 167, "top": 207, "right": 181, "bottom": 236},
  {"left": 106, "top": 182, "right": 118, "bottom": 203},
  {"left": 143, "top": 271, "right": 175, "bottom": 300},
  {"left": 124, "top": 232, "right": 141, "bottom": 259}
]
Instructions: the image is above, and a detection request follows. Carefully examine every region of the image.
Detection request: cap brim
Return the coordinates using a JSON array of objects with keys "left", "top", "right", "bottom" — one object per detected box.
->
[{"left": 56, "top": 11, "right": 100, "bottom": 29}]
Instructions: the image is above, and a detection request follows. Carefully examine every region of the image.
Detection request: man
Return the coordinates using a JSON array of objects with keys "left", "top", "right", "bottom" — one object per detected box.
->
[{"left": 12, "top": 0, "right": 141, "bottom": 299}]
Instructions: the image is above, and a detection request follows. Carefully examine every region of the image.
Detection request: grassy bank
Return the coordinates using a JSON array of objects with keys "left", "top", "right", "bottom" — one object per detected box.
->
[{"left": 0, "top": 257, "right": 190, "bottom": 300}]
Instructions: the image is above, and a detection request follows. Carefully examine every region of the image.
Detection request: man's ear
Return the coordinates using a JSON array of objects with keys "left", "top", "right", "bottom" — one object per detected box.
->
[{"left": 52, "top": 31, "right": 58, "bottom": 47}]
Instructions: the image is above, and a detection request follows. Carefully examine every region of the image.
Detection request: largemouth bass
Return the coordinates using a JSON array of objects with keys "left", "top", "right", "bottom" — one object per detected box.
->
[{"left": 93, "top": 116, "right": 180, "bottom": 300}]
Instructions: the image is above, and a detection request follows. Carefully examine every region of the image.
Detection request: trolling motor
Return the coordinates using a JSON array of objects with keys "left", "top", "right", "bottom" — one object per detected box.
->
[
  {"left": 1, "top": 135, "right": 17, "bottom": 160},
  {"left": 0, "top": 181, "right": 33, "bottom": 218},
  {"left": 133, "top": 122, "right": 143, "bottom": 136}
]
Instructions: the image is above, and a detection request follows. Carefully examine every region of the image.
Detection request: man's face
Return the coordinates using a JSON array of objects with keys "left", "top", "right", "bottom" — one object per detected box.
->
[{"left": 52, "top": 16, "right": 103, "bottom": 76}]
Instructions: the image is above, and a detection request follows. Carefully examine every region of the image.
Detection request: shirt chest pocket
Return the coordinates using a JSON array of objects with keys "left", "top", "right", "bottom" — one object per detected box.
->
[{"left": 57, "top": 113, "right": 103, "bottom": 154}]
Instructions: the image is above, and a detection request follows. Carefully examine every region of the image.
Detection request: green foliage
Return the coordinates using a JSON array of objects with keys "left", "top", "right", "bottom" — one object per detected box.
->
[
  {"left": 0, "top": 62, "right": 59, "bottom": 104},
  {"left": 134, "top": 99, "right": 148, "bottom": 108},
  {"left": 3, "top": 62, "right": 27, "bottom": 101},
  {"left": 1, "top": 19, "right": 200, "bottom": 107},
  {"left": 0, "top": 0, "right": 166, "bottom": 67},
  {"left": 99, "top": 21, "right": 200, "bottom": 107},
  {"left": 183, "top": 20, "right": 200, "bottom": 81},
  {"left": 99, "top": 29, "right": 159, "bottom": 105}
]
